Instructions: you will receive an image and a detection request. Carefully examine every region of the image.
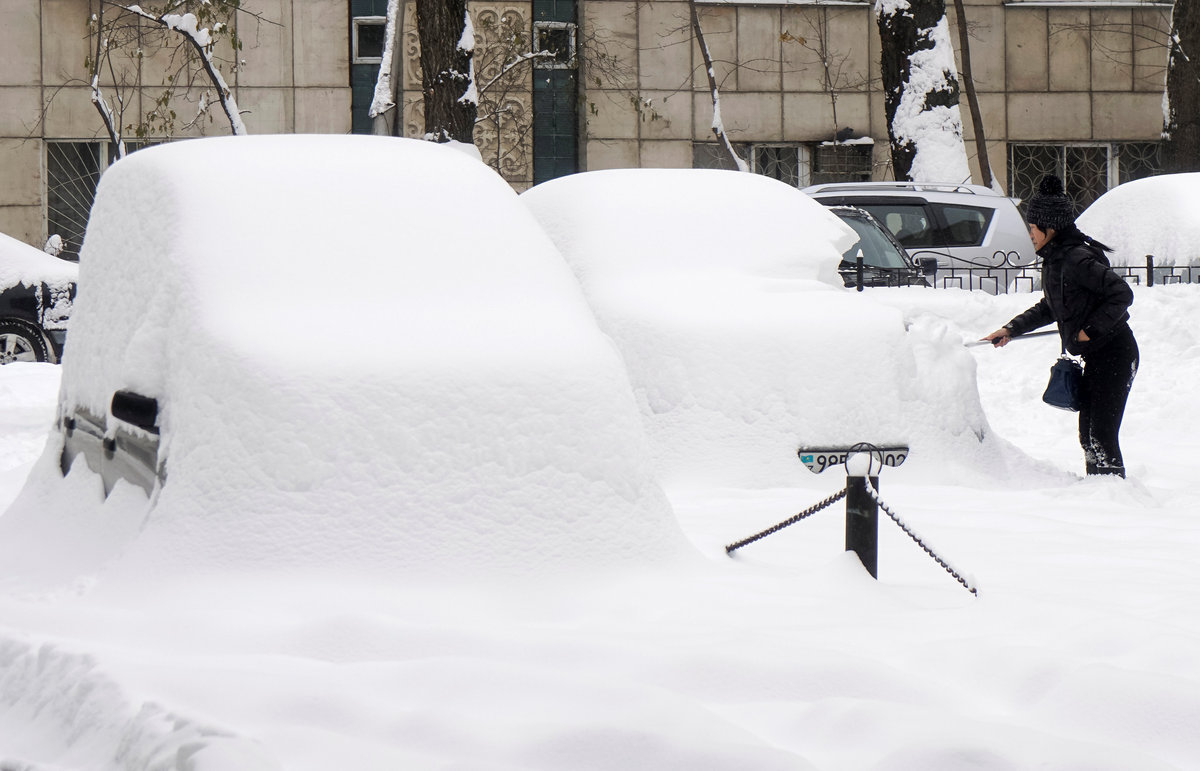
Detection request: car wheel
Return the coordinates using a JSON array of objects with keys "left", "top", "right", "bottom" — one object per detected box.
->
[{"left": 0, "top": 320, "right": 51, "bottom": 364}]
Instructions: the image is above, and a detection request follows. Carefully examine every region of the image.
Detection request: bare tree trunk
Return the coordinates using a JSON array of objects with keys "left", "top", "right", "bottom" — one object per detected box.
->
[
  {"left": 690, "top": 2, "right": 747, "bottom": 171},
  {"left": 951, "top": 0, "right": 993, "bottom": 188},
  {"left": 416, "top": 0, "right": 478, "bottom": 143},
  {"left": 1163, "top": 0, "right": 1200, "bottom": 172}
]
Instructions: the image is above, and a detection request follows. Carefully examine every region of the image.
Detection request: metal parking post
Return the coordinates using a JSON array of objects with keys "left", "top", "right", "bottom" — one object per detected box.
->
[
  {"left": 856, "top": 254, "right": 865, "bottom": 292},
  {"left": 845, "top": 474, "right": 879, "bottom": 578}
]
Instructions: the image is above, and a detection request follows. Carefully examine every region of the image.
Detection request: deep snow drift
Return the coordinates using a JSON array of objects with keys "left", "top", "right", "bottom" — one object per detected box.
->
[{"left": 4, "top": 284, "right": 1198, "bottom": 770}]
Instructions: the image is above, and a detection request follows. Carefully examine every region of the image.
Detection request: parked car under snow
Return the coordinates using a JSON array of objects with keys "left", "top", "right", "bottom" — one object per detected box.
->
[
  {"left": 0, "top": 231, "right": 76, "bottom": 364},
  {"left": 5, "top": 135, "right": 687, "bottom": 586},
  {"left": 520, "top": 169, "right": 997, "bottom": 488}
]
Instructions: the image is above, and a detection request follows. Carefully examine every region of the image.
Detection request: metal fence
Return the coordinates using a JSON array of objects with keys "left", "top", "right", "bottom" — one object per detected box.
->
[{"left": 903, "top": 251, "right": 1200, "bottom": 293}]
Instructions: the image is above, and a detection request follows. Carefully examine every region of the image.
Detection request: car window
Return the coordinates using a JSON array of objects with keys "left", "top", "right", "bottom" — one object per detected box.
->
[
  {"left": 859, "top": 204, "right": 937, "bottom": 248},
  {"left": 836, "top": 215, "right": 910, "bottom": 269},
  {"left": 936, "top": 205, "right": 994, "bottom": 247}
]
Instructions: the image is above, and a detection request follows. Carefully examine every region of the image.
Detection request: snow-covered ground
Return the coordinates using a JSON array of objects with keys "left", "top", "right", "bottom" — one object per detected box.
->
[
  {"left": 1, "top": 143, "right": 1197, "bottom": 769},
  {"left": 1, "top": 284, "right": 1197, "bottom": 770}
]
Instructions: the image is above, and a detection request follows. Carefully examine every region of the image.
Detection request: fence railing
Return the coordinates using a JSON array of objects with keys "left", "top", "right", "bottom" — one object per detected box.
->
[{"left": 901, "top": 251, "right": 1199, "bottom": 293}]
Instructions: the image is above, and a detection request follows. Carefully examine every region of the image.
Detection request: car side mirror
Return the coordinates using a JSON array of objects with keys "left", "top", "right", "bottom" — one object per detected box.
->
[
  {"left": 111, "top": 390, "right": 160, "bottom": 434},
  {"left": 914, "top": 255, "right": 939, "bottom": 278}
]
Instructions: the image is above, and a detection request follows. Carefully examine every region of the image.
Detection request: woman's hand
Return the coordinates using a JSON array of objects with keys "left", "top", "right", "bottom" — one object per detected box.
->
[
  {"left": 1077, "top": 329, "right": 1091, "bottom": 342},
  {"left": 982, "top": 328, "right": 1012, "bottom": 348}
]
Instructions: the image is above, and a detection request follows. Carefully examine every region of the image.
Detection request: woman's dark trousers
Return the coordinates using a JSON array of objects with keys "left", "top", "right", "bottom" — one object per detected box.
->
[{"left": 1079, "top": 326, "right": 1139, "bottom": 477}]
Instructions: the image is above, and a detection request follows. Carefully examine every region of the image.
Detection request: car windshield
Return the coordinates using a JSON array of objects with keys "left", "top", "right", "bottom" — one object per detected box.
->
[{"left": 836, "top": 214, "right": 911, "bottom": 269}]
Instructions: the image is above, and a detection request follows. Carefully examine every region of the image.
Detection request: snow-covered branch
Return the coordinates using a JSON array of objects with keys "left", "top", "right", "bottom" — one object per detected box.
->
[
  {"left": 111, "top": 2, "right": 247, "bottom": 135},
  {"left": 690, "top": 1, "right": 748, "bottom": 172}
]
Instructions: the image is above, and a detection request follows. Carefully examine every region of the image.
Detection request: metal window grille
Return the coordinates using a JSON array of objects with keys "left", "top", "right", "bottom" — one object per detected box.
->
[
  {"left": 46, "top": 142, "right": 103, "bottom": 262},
  {"left": 812, "top": 144, "right": 871, "bottom": 184},
  {"left": 752, "top": 145, "right": 806, "bottom": 187},
  {"left": 46, "top": 141, "right": 156, "bottom": 261},
  {"left": 692, "top": 142, "right": 868, "bottom": 187},
  {"left": 1008, "top": 141, "right": 1162, "bottom": 216}
]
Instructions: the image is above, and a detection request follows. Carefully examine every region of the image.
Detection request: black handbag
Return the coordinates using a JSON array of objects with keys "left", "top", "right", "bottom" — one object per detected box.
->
[{"left": 1043, "top": 353, "right": 1083, "bottom": 411}]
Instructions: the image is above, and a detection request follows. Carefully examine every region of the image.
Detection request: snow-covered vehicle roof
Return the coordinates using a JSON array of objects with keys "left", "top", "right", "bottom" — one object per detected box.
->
[
  {"left": 0, "top": 230, "right": 77, "bottom": 292},
  {"left": 521, "top": 168, "right": 1000, "bottom": 488},
  {"left": 1, "top": 135, "right": 689, "bottom": 588},
  {"left": 1077, "top": 172, "right": 1200, "bottom": 267}
]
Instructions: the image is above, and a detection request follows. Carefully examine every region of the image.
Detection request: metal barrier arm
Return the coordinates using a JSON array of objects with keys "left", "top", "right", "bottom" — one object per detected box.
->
[
  {"left": 863, "top": 478, "right": 978, "bottom": 596},
  {"left": 725, "top": 488, "right": 847, "bottom": 555}
]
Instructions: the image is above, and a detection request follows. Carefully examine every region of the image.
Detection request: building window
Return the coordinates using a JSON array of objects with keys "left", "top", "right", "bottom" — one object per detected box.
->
[
  {"left": 693, "top": 141, "right": 871, "bottom": 187},
  {"left": 352, "top": 17, "right": 386, "bottom": 63},
  {"left": 533, "top": 21, "right": 576, "bottom": 69},
  {"left": 1008, "top": 142, "right": 1161, "bottom": 215},
  {"left": 46, "top": 141, "right": 156, "bottom": 261}
]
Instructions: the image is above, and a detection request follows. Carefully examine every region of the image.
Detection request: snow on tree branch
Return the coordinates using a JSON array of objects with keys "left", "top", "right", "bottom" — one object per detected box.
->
[
  {"left": 118, "top": 3, "right": 247, "bottom": 136},
  {"left": 690, "top": 2, "right": 748, "bottom": 172}
]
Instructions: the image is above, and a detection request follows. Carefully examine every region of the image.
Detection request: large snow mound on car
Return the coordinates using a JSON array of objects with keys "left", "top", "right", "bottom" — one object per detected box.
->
[
  {"left": 0, "top": 230, "right": 77, "bottom": 291},
  {"left": 522, "top": 169, "right": 1017, "bottom": 487},
  {"left": 0, "top": 136, "right": 688, "bottom": 589},
  {"left": 1077, "top": 173, "right": 1200, "bottom": 267}
]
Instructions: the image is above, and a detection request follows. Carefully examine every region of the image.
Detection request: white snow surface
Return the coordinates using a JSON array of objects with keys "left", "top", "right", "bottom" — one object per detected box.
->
[
  {"left": 0, "top": 231, "right": 78, "bottom": 292},
  {"left": 1077, "top": 172, "right": 1200, "bottom": 267},
  {"left": 1, "top": 146, "right": 1198, "bottom": 769}
]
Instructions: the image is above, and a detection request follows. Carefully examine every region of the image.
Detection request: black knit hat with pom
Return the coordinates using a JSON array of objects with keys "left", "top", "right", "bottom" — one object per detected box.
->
[{"left": 1025, "top": 175, "right": 1075, "bottom": 232}]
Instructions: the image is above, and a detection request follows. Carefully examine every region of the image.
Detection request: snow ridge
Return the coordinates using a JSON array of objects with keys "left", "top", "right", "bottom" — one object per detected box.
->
[{"left": 0, "top": 637, "right": 278, "bottom": 770}]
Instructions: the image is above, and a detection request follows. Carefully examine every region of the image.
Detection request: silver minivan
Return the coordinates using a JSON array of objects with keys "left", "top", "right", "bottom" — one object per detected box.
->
[{"left": 802, "top": 182, "right": 1038, "bottom": 293}]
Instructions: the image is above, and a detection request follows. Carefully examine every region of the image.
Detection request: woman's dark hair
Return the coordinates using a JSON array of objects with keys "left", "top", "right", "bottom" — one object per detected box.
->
[{"left": 1056, "top": 222, "right": 1113, "bottom": 254}]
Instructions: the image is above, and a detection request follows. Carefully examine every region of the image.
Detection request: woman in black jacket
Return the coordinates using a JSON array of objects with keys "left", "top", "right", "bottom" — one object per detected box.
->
[{"left": 982, "top": 176, "right": 1138, "bottom": 477}]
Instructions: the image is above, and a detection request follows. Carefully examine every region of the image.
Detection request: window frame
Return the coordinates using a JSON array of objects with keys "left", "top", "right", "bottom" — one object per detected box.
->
[
  {"left": 352, "top": 16, "right": 387, "bottom": 64},
  {"left": 1008, "top": 141, "right": 1162, "bottom": 216},
  {"left": 692, "top": 140, "right": 871, "bottom": 187},
  {"left": 532, "top": 21, "right": 577, "bottom": 70}
]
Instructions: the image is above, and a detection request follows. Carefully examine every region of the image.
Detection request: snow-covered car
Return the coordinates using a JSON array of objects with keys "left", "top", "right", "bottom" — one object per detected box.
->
[
  {"left": 0, "top": 231, "right": 76, "bottom": 364},
  {"left": 1077, "top": 172, "right": 1200, "bottom": 284},
  {"left": 803, "top": 181, "right": 1037, "bottom": 293},
  {"left": 829, "top": 205, "right": 934, "bottom": 288},
  {"left": 5, "top": 135, "right": 687, "bottom": 584},
  {"left": 521, "top": 169, "right": 997, "bottom": 488}
]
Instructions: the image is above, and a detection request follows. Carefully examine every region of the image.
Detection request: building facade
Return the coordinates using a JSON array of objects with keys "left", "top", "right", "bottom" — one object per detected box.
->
[{"left": 2, "top": 0, "right": 1173, "bottom": 256}]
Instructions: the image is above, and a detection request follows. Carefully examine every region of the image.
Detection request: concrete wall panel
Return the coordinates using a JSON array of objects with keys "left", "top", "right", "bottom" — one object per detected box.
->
[
  {"left": 294, "top": 88, "right": 353, "bottom": 133},
  {"left": 0, "top": 140, "right": 42, "bottom": 207},
  {"left": 640, "top": 2, "right": 692, "bottom": 91},
  {"left": 1091, "top": 9, "right": 1133, "bottom": 92},
  {"left": 736, "top": 7, "right": 781, "bottom": 93},
  {"left": 1048, "top": 9, "right": 1090, "bottom": 93},
  {"left": 694, "top": 92, "right": 781, "bottom": 142},
  {"left": 585, "top": 138, "right": 639, "bottom": 170},
  {"left": 639, "top": 139, "right": 691, "bottom": 168},
  {"left": 1007, "top": 92, "right": 1091, "bottom": 140},
  {"left": 1005, "top": 8, "right": 1048, "bottom": 92}
]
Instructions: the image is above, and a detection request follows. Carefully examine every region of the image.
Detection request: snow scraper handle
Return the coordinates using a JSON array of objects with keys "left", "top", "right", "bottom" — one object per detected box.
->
[{"left": 966, "top": 329, "right": 1057, "bottom": 348}]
